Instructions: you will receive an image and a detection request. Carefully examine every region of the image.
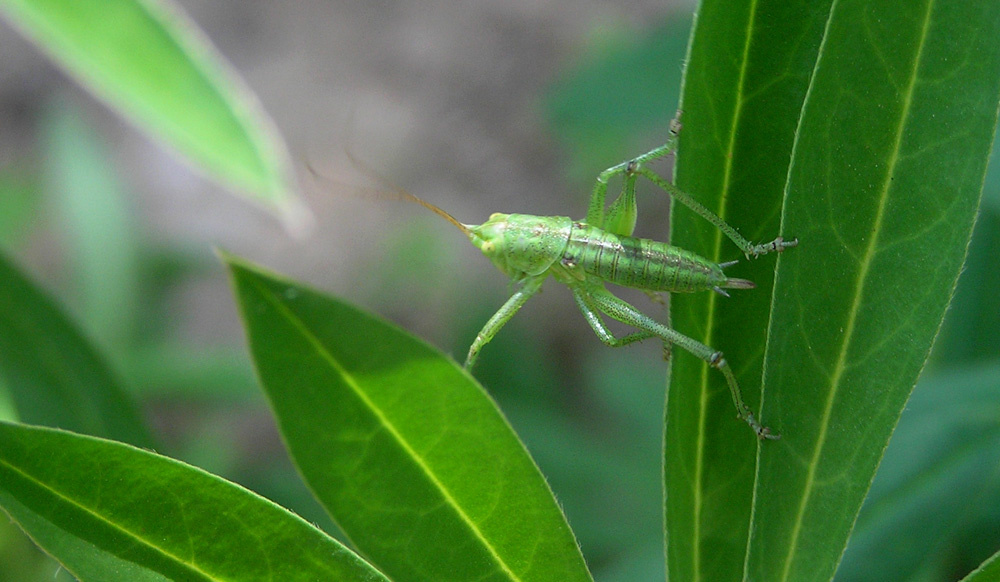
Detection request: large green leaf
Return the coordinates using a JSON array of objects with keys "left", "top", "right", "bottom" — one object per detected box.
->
[
  {"left": 0, "top": 251, "right": 154, "bottom": 449},
  {"left": 0, "top": 421, "right": 386, "bottom": 581},
  {"left": 748, "top": 2, "right": 1000, "bottom": 582},
  {"left": 667, "top": 1, "right": 832, "bottom": 580},
  {"left": 836, "top": 362, "right": 1000, "bottom": 581},
  {"left": 0, "top": 0, "right": 304, "bottom": 222},
  {"left": 225, "top": 254, "right": 592, "bottom": 582}
]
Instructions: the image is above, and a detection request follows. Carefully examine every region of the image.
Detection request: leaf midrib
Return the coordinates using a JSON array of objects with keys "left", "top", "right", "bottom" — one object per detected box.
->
[
  {"left": 689, "top": 0, "right": 762, "bottom": 579},
  {"left": 775, "top": 1, "right": 937, "bottom": 579},
  {"left": 249, "top": 278, "right": 524, "bottom": 582}
]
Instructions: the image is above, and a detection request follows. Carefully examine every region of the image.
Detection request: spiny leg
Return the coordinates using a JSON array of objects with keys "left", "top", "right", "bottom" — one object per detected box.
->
[
  {"left": 571, "top": 287, "right": 656, "bottom": 347},
  {"left": 583, "top": 282, "right": 778, "bottom": 439},
  {"left": 636, "top": 167, "right": 798, "bottom": 258},
  {"left": 465, "top": 275, "right": 545, "bottom": 369}
]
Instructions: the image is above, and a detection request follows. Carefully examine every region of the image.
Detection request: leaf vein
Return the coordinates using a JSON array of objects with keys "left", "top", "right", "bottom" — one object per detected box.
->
[{"left": 249, "top": 279, "right": 523, "bottom": 582}]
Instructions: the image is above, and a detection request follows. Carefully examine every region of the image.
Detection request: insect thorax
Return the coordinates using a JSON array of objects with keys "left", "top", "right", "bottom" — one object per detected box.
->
[{"left": 468, "top": 213, "right": 573, "bottom": 278}]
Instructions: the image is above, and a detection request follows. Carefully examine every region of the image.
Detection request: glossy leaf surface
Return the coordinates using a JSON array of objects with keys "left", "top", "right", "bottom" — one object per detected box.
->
[
  {"left": 0, "top": 422, "right": 388, "bottom": 581},
  {"left": 749, "top": 2, "right": 1000, "bottom": 581},
  {"left": 667, "top": 1, "right": 832, "bottom": 580},
  {"left": 670, "top": 1, "right": 1000, "bottom": 581},
  {"left": 226, "top": 254, "right": 592, "bottom": 582}
]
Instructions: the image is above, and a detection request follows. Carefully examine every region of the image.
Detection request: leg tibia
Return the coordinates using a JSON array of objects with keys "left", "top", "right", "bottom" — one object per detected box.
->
[
  {"left": 710, "top": 353, "right": 779, "bottom": 440},
  {"left": 584, "top": 283, "right": 778, "bottom": 439},
  {"left": 637, "top": 167, "right": 796, "bottom": 259},
  {"left": 572, "top": 288, "right": 655, "bottom": 347}
]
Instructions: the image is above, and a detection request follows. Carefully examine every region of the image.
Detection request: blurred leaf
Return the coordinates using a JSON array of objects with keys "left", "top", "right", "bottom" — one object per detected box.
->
[
  {"left": 0, "top": 519, "right": 75, "bottom": 582},
  {"left": 41, "top": 98, "right": 139, "bottom": 349},
  {"left": 0, "top": 0, "right": 305, "bottom": 225},
  {"left": 0, "top": 251, "right": 154, "bottom": 448},
  {"left": 836, "top": 362, "right": 1000, "bottom": 582},
  {"left": 225, "top": 253, "right": 593, "bottom": 582},
  {"left": 0, "top": 421, "right": 387, "bottom": 582},
  {"left": 668, "top": 1, "right": 833, "bottom": 580},
  {"left": 121, "top": 343, "right": 258, "bottom": 401},
  {"left": 545, "top": 18, "right": 688, "bottom": 184},
  {"left": 749, "top": 3, "right": 1000, "bottom": 582},
  {"left": 596, "top": 542, "right": 664, "bottom": 582},
  {"left": 0, "top": 168, "right": 40, "bottom": 247}
]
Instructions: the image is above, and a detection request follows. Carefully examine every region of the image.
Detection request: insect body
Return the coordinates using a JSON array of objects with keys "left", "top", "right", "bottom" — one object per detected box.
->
[
  {"left": 471, "top": 213, "right": 753, "bottom": 293},
  {"left": 386, "top": 117, "right": 796, "bottom": 439}
]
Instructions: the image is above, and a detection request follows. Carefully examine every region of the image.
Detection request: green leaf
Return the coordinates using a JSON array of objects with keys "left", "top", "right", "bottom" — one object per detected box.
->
[
  {"left": 0, "top": 251, "right": 154, "bottom": 449},
  {"left": 668, "top": 1, "right": 833, "bottom": 580},
  {"left": 0, "top": 0, "right": 305, "bottom": 224},
  {"left": 225, "top": 253, "right": 593, "bottom": 582},
  {"left": 960, "top": 549, "right": 1000, "bottom": 582},
  {"left": 0, "top": 421, "right": 387, "bottom": 582},
  {"left": 749, "top": 2, "right": 1000, "bottom": 582},
  {"left": 836, "top": 362, "right": 1000, "bottom": 582}
]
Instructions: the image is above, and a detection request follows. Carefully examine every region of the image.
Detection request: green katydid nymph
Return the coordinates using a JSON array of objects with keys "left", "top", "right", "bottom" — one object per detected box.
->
[{"left": 355, "top": 116, "right": 796, "bottom": 439}]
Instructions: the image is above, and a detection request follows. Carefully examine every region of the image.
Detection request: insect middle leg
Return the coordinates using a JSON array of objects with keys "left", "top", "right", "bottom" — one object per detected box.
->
[{"left": 574, "top": 280, "right": 778, "bottom": 439}]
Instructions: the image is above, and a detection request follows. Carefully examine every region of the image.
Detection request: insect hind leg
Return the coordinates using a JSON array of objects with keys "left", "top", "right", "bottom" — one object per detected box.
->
[
  {"left": 581, "top": 282, "right": 778, "bottom": 440},
  {"left": 571, "top": 286, "right": 656, "bottom": 348}
]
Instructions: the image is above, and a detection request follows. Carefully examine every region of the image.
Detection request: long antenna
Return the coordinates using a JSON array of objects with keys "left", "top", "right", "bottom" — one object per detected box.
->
[{"left": 305, "top": 156, "right": 473, "bottom": 238}]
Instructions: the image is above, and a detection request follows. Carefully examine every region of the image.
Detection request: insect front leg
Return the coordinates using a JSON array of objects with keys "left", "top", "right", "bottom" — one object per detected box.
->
[
  {"left": 582, "top": 282, "right": 778, "bottom": 440},
  {"left": 585, "top": 118, "right": 682, "bottom": 234},
  {"left": 636, "top": 167, "right": 798, "bottom": 258},
  {"left": 465, "top": 275, "right": 545, "bottom": 369}
]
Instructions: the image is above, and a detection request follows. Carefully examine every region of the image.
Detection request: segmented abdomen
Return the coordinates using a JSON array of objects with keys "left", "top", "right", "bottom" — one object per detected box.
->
[{"left": 564, "top": 223, "right": 725, "bottom": 292}]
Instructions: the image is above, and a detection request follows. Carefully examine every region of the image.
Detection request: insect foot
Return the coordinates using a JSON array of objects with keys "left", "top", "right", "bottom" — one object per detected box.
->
[
  {"left": 749, "top": 236, "right": 799, "bottom": 258},
  {"left": 669, "top": 110, "right": 683, "bottom": 136},
  {"left": 747, "top": 413, "right": 780, "bottom": 441}
]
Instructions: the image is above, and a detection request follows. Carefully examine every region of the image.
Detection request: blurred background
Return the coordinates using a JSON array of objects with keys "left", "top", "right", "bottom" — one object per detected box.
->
[{"left": 1, "top": 1, "right": 998, "bottom": 581}]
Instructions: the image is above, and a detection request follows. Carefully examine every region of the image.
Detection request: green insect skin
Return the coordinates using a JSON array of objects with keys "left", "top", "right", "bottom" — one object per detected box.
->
[
  {"left": 408, "top": 116, "right": 796, "bottom": 439},
  {"left": 470, "top": 213, "right": 752, "bottom": 294}
]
